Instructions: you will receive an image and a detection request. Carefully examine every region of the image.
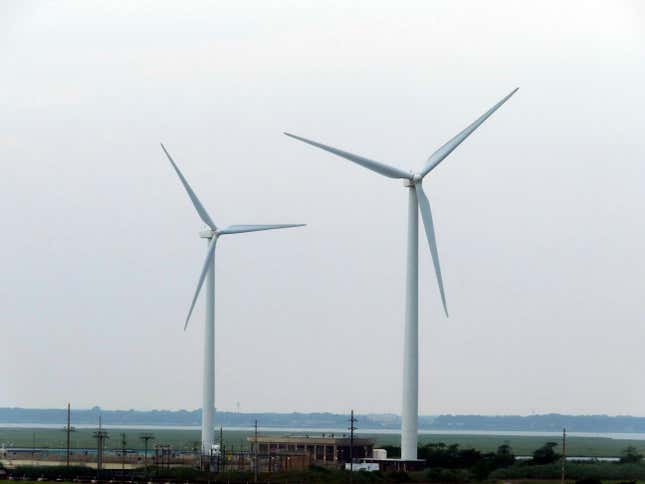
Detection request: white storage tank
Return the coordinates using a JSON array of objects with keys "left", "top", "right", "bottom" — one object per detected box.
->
[{"left": 372, "top": 448, "right": 387, "bottom": 460}]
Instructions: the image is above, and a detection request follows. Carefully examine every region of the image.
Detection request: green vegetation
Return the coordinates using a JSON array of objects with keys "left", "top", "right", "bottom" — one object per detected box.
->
[
  {"left": 621, "top": 446, "right": 645, "bottom": 463},
  {"left": 532, "top": 441, "right": 561, "bottom": 464},
  {"left": 4, "top": 427, "right": 645, "bottom": 457},
  {"left": 7, "top": 428, "right": 645, "bottom": 483},
  {"left": 11, "top": 465, "right": 93, "bottom": 480},
  {"left": 7, "top": 461, "right": 645, "bottom": 483},
  {"left": 490, "top": 462, "right": 645, "bottom": 480},
  {"left": 417, "top": 442, "right": 515, "bottom": 480},
  {"left": 6, "top": 464, "right": 420, "bottom": 483}
]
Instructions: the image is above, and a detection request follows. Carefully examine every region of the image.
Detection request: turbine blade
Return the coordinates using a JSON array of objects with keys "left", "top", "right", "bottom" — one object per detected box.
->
[
  {"left": 284, "top": 132, "right": 410, "bottom": 179},
  {"left": 161, "top": 143, "right": 217, "bottom": 230},
  {"left": 420, "top": 88, "right": 519, "bottom": 177},
  {"left": 184, "top": 236, "right": 217, "bottom": 330},
  {"left": 416, "top": 183, "right": 449, "bottom": 317},
  {"left": 220, "top": 224, "right": 306, "bottom": 235}
]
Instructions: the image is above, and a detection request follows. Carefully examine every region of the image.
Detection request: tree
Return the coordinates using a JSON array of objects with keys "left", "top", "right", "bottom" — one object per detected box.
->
[
  {"left": 532, "top": 442, "right": 560, "bottom": 465},
  {"left": 494, "top": 444, "right": 515, "bottom": 467},
  {"left": 620, "top": 446, "right": 643, "bottom": 464}
]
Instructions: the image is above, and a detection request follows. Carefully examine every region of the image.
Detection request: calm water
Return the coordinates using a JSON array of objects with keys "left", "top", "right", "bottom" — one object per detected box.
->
[{"left": 2, "top": 423, "right": 645, "bottom": 441}]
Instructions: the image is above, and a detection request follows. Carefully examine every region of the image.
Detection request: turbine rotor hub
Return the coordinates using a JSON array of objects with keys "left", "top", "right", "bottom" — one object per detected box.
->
[{"left": 403, "top": 174, "right": 422, "bottom": 187}]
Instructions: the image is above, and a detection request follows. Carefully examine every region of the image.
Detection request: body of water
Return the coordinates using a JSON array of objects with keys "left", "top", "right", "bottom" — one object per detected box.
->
[{"left": 2, "top": 423, "right": 645, "bottom": 441}]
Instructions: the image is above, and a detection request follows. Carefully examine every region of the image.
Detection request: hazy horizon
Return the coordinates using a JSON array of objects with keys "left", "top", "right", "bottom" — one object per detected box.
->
[{"left": 4, "top": 406, "right": 645, "bottom": 419}]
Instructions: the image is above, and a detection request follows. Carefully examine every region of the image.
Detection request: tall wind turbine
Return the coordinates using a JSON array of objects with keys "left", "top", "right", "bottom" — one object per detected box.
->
[
  {"left": 161, "top": 144, "right": 304, "bottom": 454},
  {"left": 285, "top": 88, "right": 518, "bottom": 460}
]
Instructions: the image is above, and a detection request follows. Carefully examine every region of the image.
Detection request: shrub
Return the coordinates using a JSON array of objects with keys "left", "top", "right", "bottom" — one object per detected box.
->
[
  {"left": 532, "top": 441, "right": 561, "bottom": 464},
  {"left": 620, "top": 446, "right": 644, "bottom": 464},
  {"left": 12, "top": 465, "right": 93, "bottom": 480},
  {"left": 576, "top": 478, "right": 603, "bottom": 484},
  {"left": 490, "top": 462, "right": 645, "bottom": 481},
  {"left": 385, "top": 470, "right": 412, "bottom": 482},
  {"left": 426, "top": 468, "right": 472, "bottom": 483}
]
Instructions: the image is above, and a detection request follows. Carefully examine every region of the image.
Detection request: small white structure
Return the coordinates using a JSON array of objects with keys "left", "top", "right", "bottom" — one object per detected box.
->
[
  {"left": 345, "top": 462, "right": 380, "bottom": 472},
  {"left": 372, "top": 448, "right": 387, "bottom": 460}
]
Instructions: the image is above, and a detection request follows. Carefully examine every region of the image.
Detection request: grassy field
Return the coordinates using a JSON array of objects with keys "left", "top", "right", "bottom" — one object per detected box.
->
[{"left": 1, "top": 427, "right": 645, "bottom": 457}]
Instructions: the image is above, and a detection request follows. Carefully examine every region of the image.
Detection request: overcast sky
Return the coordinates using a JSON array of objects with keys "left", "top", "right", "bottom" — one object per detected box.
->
[{"left": 2, "top": 1, "right": 644, "bottom": 417}]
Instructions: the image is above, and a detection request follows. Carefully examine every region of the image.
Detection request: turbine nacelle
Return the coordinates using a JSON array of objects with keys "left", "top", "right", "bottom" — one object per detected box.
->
[{"left": 199, "top": 228, "right": 217, "bottom": 239}]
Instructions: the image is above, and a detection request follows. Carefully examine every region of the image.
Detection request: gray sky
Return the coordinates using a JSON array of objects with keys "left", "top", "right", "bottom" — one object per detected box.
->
[{"left": 2, "top": 0, "right": 645, "bottom": 416}]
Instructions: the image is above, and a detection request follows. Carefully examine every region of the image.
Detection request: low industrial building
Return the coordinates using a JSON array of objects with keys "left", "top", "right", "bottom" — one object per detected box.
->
[{"left": 248, "top": 434, "right": 375, "bottom": 465}]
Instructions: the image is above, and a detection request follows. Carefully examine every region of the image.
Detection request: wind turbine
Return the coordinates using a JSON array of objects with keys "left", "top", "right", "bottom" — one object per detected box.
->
[
  {"left": 161, "top": 143, "right": 304, "bottom": 454},
  {"left": 285, "top": 88, "right": 518, "bottom": 460}
]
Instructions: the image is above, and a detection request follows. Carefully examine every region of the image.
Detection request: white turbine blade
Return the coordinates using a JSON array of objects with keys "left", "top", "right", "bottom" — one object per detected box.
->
[
  {"left": 220, "top": 224, "right": 305, "bottom": 235},
  {"left": 184, "top": 237, "right": 217, "bottom": 330},
  {"left": 420, "top": 88, "right": 519, "bottom": 177},
  {"left": 284, "top": 132, "right": 410, "bottom": 179},
  {"left": 161, "top": 143, "right": 217, "bottom": 230},
  {"left": 416, "top": 183, "right": 448, "bottom": 317}
]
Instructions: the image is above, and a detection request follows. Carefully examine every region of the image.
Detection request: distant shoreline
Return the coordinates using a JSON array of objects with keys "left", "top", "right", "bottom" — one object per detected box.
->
[
  {"left": 3, "top": 408, "right": 645, "bottom": 434},
  {"left": 4, "top": 423, "right": 645, "bottom": 441}
]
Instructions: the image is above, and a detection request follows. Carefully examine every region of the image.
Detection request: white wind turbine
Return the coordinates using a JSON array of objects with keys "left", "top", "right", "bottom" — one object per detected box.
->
[
  {"left": 285, "top": 88, "right": 518, "bottom": 460},
  {"left": 161, "top": 143, "right": 304, "bottom": 453}
]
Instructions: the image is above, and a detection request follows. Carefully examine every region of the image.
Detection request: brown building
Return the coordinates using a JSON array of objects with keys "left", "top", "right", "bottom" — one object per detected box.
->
[{"left": 248, "top": 434, "right": 375, "bottom": 465}]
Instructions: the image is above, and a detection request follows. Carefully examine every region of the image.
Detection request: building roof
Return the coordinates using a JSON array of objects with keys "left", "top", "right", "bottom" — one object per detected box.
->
[{"left": 248, "top": 434, "right": 375, "bottom": 446}]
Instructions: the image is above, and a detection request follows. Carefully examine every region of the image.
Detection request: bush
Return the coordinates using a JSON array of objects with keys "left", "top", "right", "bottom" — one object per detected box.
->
[
  {"left": 532, "top": 441, "right": 561, "bottom": 464},
  {"left": 490, "top": 462, "right": 645, "bottom": 481},
  {"left": 621, "top": 446, "right": 644, "bottom": 464},
  {"left": 426, "top": 468, "right": 473, "bottom": 483},
  {"left": 143, "top": 464, "right": 204, "bottom": 480},
  {"left": 12, "top": 465, "right": 93, "bottom": 480},
  {"left": 576, "top": 478, "right": 603, "bottom": 484},
  {"left": 385, "top": 470, "right": 412, "bottom": 482}
]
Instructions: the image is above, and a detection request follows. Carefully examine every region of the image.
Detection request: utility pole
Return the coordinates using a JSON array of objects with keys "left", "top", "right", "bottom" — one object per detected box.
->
[
  {"left": 120, "top": 433, "right": 127, "bottom": 480},
  {"left": 219, "top": 426, "right": 224, "bottom": 473},
  {"left": 140, "top": 433, "right": 154, "bottom": 472},
  {"left": 561, "top": 428, "right": 567, "bottom": 484},
  {"left": 208, "top": 445, "right": 213, "bottom": 484},
  {"left": 63, "top": 403, "right": 75, "bottom": 467},
  {"left": 93, "top": 416, "right": 109, "bottom": 482},
  {"left": 349, "top": 410, "right": 357, "bottom": 484},
  {"left": 254, "top": 419, "right": 259, "bottom": 483}
]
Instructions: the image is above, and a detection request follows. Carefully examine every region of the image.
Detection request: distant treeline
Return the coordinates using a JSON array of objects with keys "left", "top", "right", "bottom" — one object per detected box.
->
[
  {"left": 432, "top": 414, "right": 645, "bottom": 432},
  {"left": 2, "top": 408, "right": 645, "bottom": 432}
]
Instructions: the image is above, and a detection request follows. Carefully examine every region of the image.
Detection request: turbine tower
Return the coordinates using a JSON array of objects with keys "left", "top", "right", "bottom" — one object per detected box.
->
[
  {"left": 161, "top": 144, "right": 304, "bottom": 454},
  {"left": 285, "top": 88, "right": 518, "bottom": 460}
]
